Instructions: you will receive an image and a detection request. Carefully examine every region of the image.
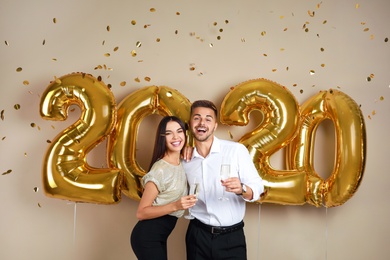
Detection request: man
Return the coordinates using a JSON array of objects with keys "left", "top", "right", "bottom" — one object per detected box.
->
[{"left": 183, "top": 100, "right": 264, "bottom": 260}]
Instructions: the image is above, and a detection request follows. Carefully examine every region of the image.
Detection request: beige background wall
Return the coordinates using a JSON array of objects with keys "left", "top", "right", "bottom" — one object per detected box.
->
[{"left": 1, "top": 0, "right": 389, "bottom": 259}]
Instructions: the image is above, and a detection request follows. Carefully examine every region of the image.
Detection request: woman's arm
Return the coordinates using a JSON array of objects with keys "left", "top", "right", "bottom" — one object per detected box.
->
[{"left": 136, "top": 182, "right": 196, "bottom": 220}]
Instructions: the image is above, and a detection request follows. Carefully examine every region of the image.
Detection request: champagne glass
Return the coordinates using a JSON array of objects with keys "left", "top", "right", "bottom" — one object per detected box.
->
[
  {"left": 184, "top": 181, "right": 199, "bottom": 219},
  {"left": 218, "top": 164, "right": 230, "bottom": 201}
]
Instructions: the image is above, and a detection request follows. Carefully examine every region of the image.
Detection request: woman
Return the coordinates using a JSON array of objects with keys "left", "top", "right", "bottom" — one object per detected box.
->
[{"left": 130, "top": 116, "right": 197, "bottom": 260}]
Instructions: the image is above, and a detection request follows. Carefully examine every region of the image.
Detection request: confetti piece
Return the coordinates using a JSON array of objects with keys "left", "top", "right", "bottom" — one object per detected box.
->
[
  {"left": 104, "top": 53, "right": 110, "bottom": 57},
  {"left": 53, "top": 18, "right": 57, "bottom": 23},
  {"left": 150, "top": 8, "right": 156, "bottom": 12},
  {"left": 5, "top": 40, "right": 9, "bottom": 46},
  {"left": 134, "top": 77, "right": 140, "bottom": 82},
  {"left": 42, "top": 39, "right": 46, "bottom": 45},
  {"left": 380, "top": 96, "right": 384, "bottom": 101},
  {"left": 113, "top": 46, "right": 119, "bottom": 52},
  {"left": 120, "top": 81, "right": 126, "bottom": 87},
  {"left": 261, "top": 31, "right": 266, "bottom": 36},
  {"left": 136, "top": 41, "right": 142, "bottom": 48},
  {"left": 23, "top": 80, "right": 29, "bottom": 85},
  {"left": 310, "top": 70, "right": 315, "bottom": 75},
  {"left": 131, "top": 20, "right": 136, "bottom": 25},
  {"left": 34, "top": 187, "right": 39, "bottom": 192},
  {"left": 31, "top": 123, "right": 36, "bottom": 127},
  {"left": 131, "top": 50, "right": 137, "bottom": 57},
  {"left": 16, "top": 67, "right": 22, "bottom": 72},
  {"left": 228, "top": 131, "right": 234, "bottom": 139},
  {"left": 176, "top": 12, "right": 180, "bottom": 15},
  {"left": 1, "top": 136, "right": 5, "bottom": 141},
  {"left": 144, "top": 77, "right": 151, "bottom": 82},
  {"left": 1, "top": 110, "right": 4, "bottom": 120},
  {"left": 38, "top": 203, "right": 42, "bottom": 208},
  {"left": 156, "top": 38, "right": 161, "bottom": 42},
  {"left": 106, "top": 25, "right": 110, "bottom": 32},
  {"left": 385, "top": 38, "right": 388, "bottom": 42},
  {"left": 356, "top": 4, "right": 360, "bottom": 9},
  {"left": 2, "top": 169, "right": 12, "bottom": 175},
  {"left": 14, "top": 104, "right": 21, "bottom": 110}
]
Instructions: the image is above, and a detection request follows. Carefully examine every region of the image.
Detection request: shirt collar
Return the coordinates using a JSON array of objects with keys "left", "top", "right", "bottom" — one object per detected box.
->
[{"left": 193, "top": 136, "right": 221, "bottom": 158}]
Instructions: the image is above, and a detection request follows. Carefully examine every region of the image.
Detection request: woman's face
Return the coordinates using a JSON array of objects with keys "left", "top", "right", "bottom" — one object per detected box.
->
[{"left": 164, "top": 121, "right": 185, "bottom": 153}]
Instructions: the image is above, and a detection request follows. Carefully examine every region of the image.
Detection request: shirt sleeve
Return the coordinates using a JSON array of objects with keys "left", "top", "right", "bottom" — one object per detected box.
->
[
  {"left": 236, "top": 143, "right": 264, "bottom": 202},
  {"left": 142, "top": 168, "right": 165, "bottom": 192}
]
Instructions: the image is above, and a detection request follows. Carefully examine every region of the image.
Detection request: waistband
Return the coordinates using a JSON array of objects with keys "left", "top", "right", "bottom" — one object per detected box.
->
[{"left": 192, "top": 218, "right": 244, "bottom": 235}]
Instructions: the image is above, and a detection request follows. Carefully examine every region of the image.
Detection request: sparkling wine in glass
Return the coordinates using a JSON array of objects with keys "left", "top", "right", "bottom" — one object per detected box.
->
[
  {"left": 184, "top": 182, "right": 199, "bottom": 219},
  {"left": 219, "top": 164, "right": 230, "bottom": 201}
]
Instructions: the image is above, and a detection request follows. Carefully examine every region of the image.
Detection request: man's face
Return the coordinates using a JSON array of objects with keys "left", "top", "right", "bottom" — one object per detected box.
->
[{"left": 190, "top": 106, "right": 218, "bottom": 142}]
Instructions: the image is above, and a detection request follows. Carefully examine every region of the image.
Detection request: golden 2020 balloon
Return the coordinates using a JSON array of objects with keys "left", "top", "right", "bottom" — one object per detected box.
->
[{"left": 40, "top": 72, "right": 122, "bottom": 204}]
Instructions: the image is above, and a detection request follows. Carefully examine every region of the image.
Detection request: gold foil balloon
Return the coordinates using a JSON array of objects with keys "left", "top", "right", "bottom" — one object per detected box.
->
[
  {"left": 220, "top": 78, "right": 307, "bottom": 205},
  {"left": 108, "top": 86, "right": 191, "bottom": 201},
  {"left": 40, "top": 73, "right": 122, "bottom": 204},
  {"left": 287, "top": 89, "right": 366, "bottom": 207}
]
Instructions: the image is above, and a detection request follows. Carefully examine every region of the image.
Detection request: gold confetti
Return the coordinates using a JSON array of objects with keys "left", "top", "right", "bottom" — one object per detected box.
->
[
  {"left": 280, "top": 15, "right": 284, "bottom": 19},
  {"left": 300, "top": 89, "right": 304, "bottom": 94},
  {"left": 136, "top": 41, "right": 142, "bottom": 48},
  {"left": 1, "top": 110, "right": 4, "bottom": 120},
  {"left": 16, "top": 67, "right": 22, "bottom": 72},
  {"left": 2, "top": 169, "right": 12, "bottom": 175},
  {"left": 293, "top": 84, "right": 297, "bottom": 87},
  {"left": 225, "top": 20, "right": 229, "bottom": 24},
  {"left": 38, "top": 203, "right": 42, "bottom": 208},
  {"left": 320, "top": 47, "right": 325, "bottom": 52},
  {"left": 104, "top": 53, "right": 110, "bottom": 57},
  {"left": 370, "top": 34, "right": 374, "bottom": 40},
  {"left": 42, "top": 39, "right": 46, "bottom": 45},
  {"left": 106, "top": 25, "right": 110, "bottom": 32},
  {"left": 156, "top": 38, "right": 161, "bottom": 42},
  {"left": 34, "top": 187, "right": 39, "bottom": 192},
  {"left": 175, "top": 30, "right": 178, "bottom": 34},
  {"left": 52, "top": 58, "right": 57, "bottom": 61},
  {"left": 14, "top": 104, "right": 21, "bottom": 110},
  {"left": 283, "top": 28, "right": 288, "bottom": 31},
  {"left": 150, "top": 8, "right": 156, "bottom": 12},
  {"left": 272, "top": 69, "right": 277, "bottom": 72},
  {"left": 372, "top": 110, "right": 376, "bottom": 116},
  {"left": 217, "top": 36, "right": 221, "bottom": 40},
  {"left": 5, "top": 40, "right": 9, "bottom": 46},
  {"left": 228, "top": 131, "right": 234, "bottom": 139},
  {"left": 190, "top": 66, "right": 195, "bottom": 71},
  {"left": 31, "top": 123, "right": 36, "bottom": 127},
  {"left": 380, "top": 96, "right": 384, "bottom": 101},
  {"left": 102, "top": 40, "right": 105, "bottom": 45},
  {"left": 323, "top": 20, "right": 327, "bottom": 24},
  {"left": 113, "top": 46, "right": 119, "bottom": 52},
  {"left": 134, "top": 77, "right": 140, "bottom": 83},
  {"left": 363, "top": 28, "right": 369, "bottom": 32},
  {"left": 308, "top": 10, "right": 315, "bottom": 17},
  {"left": 176, "top": 12, "right": 180, "bottom": 15},
  {"left": 120, "top": 81, "right": 126, "bottom": 86},
  {"left": 209, "top": 43, "right": 213, "bottom": 47},
  {"left": 53, "top": 18, "right": 57, "bottom": 23},
  {"left": 23, "top": 80, "right": 29, "bottom": 85},
  {"left": 144, "top": 77, "right": 151, "bottom": 82},
  {"left": 321, "top": 63, "right": 325, "bottom": 67},
  {"left": 54, "top": 76, "right": 61, "bottom": 84},
  {"left": 356, "top": 4, "right": 360, "bottom": 9},
  {"left": 310, "top": 70, "right": 315, "bottom": 75},
  {"left": 385, "top": 38, "right": 388, "bottom": 42},
  {"left": 368, "top": 115, "right": 371, "bottom": 120},
  {"left": 366, "top": 77, "right": 371, "bottom": 82},
  {"left": 263, "top": 53, "right": 268, "bottom": 57},
  {"left": 131, "top": 20, "right": 136, "bottom": 25},
  {"left": 46, "top": 140, "right": 51, "bottom": 143},
  {"left": 261, "top": 31, "right": 266, "bottom": 36},
  {"left": 144, "top": 24, "right": 151, "bottom": 28},
  {"left": 131, "top": 50, "right": 137, "bottom": 57},
  {"left": 1, "top": 136, "right": 5, "bottom": 141}
]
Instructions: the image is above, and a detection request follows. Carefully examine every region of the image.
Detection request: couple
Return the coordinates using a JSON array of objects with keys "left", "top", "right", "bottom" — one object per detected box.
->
[{"left": 130, "top": 100, "right": 264, "bottom": 260}]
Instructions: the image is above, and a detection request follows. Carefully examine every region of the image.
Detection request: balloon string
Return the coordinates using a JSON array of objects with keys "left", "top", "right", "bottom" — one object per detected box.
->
[
  {"left": 257, "top": 203, "right": 261, "bottom": 260},
  {"left": 73, "top": 202, "right": 77, "bottom": 247},
  {"left": 325, "top": 207, "right": 328, "bottom": 260}
]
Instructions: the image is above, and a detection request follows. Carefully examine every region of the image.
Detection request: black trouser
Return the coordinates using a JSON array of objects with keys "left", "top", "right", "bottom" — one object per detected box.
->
[
  {"left": 130, "top": 215, "right": 177, "bottom": 260},
  {"left": 186, "top": 219, "right": 247, "bottom": 260}
]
